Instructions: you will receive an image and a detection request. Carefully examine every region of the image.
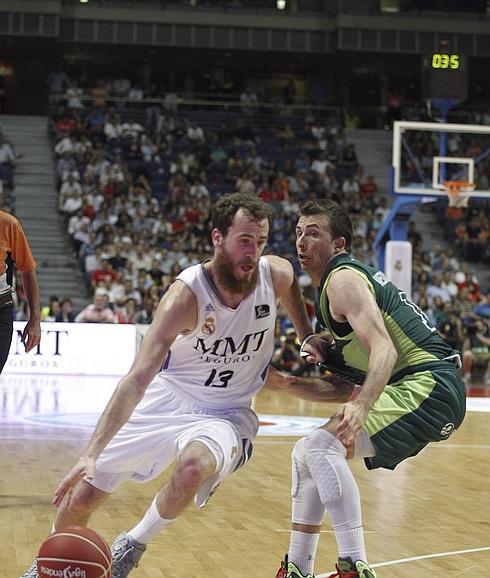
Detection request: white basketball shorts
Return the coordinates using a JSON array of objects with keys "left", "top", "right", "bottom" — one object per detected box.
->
[{"left": 88, "top": 377, "right": 259, "bottom": 507}]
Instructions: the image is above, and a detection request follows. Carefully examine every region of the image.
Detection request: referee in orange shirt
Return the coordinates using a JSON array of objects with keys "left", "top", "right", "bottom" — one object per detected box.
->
[{"left": 0, "top": 210, "right": 41, "bottom": 373}]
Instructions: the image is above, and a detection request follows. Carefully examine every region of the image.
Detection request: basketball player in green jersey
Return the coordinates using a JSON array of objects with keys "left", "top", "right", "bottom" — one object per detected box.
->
[{"left": 274, "top": 199, "right": 466, "bottom": 578}]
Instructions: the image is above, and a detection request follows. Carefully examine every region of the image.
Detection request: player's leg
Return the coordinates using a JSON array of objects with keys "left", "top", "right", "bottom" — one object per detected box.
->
[
  {"left": 155, "top": 439, "right": 218, "bottom": 516},
  {"left": 123, "top": 439, "right": 217, "bottom": 544},
  {"left": 276, "top": 420, "right": 376, "bottom": 578},
  {"left": 19, "top": 481, "right": 111, "bottom": 578},
  {"left": 111, "top": 441, "right": 217, "bottom": 578},
  {"left": 314, "top": 366, "right": 463, "bottom": 577},
  {"left": 306, "top": 420, "right": 365, "bottom": 562},
  {"left": 112, "top": 419, "right": 245, "bottom": 578},
  {"left": 21, "top": 378, "right": 179, "bottom": 578},
  {"left": 0, "top": 305, "right": 14, "bottom": 374},
  {"left": 55, "top": 479, "right": 110, "bottom": 528},
  {"left": 324, "top": 367, "right": 464, "bottom": 577},
  {"left": 276, "top": 437, "right": 325, "bottom": 578},
  {"left": 304, "top": 421, "right": 376, "bottom": 577}
]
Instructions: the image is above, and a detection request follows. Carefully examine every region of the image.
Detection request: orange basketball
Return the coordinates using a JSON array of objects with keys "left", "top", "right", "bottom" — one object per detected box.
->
[{"left": 37, "top": 526, "right": 111, "bottom": 578}]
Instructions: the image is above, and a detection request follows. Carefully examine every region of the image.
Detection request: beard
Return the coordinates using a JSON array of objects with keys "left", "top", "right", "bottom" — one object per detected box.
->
[{"left": 214, "top": 250, "right": 259, "bottom": 296}]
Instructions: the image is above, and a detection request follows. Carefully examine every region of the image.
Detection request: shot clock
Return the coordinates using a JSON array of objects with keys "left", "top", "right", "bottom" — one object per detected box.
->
[
  {"left": 431, "top": 53, "right": 461, "bottom": 70},
  {"left": 422, "top": 45, "right": 468, "bottom": 102}
]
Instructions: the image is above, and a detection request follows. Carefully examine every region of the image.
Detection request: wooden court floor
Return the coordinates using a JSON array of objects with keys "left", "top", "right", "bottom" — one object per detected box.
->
[{"left": 2, "top": 387, "right": 490, "bottom": 578}]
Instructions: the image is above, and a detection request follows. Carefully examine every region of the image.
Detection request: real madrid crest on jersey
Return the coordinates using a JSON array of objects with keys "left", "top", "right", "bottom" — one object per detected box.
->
[{"left": 202, "top": 315, "right": 216, "bottom": 335}]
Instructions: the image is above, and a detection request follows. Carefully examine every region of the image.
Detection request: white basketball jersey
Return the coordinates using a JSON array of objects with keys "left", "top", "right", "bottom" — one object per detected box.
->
[{"left": 156, "top": 258, "right": 277, "bottom": 409}]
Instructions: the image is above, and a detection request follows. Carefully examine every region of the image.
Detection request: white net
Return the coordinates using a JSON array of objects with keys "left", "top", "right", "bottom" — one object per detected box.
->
[{"left": 443, "top": 181, "right": 474, "bottom": 208}]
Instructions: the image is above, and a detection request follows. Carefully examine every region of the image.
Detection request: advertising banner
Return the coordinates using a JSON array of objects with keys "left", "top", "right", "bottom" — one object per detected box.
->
[{"left": 4, "top": 322, "right": 137, "bottom": 376}]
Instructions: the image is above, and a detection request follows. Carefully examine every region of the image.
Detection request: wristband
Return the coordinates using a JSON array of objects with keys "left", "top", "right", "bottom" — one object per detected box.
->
[
  {"left": 300, "top": 332, "right": 316, "bottom": 349},
  {"left": 300, "top": 332, "right": 317, "bottom": 360}
]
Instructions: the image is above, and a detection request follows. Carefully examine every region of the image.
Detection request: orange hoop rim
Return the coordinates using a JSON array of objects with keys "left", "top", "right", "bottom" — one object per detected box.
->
[
  {"left": 442, "top": 180, "right": 475, "bottom": 194},
  {"left": 442, "top": 181, "right": 474, "bottom": 208}
]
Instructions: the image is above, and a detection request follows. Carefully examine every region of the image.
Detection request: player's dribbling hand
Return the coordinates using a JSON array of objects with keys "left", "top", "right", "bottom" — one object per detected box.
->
[{"left": 52, "top": 455, "right": 96, "bottom": 507}]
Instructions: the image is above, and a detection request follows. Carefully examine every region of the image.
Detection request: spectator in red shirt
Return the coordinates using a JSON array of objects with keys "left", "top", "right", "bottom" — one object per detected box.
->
[
  {"left": 258, "top": 181, "right": 273, "bottom": 203},
  {"left": 185, "top": 200, "right": 203, "bottom": 224},
  {"left": 171, "top": 218, "right": 185, "bottom": 234},
  {"left": 91, "top": 259, "right": 117, "bottom": 288},
  {"left": 54, "top": 116, "right": 77, "bottom": 136}
]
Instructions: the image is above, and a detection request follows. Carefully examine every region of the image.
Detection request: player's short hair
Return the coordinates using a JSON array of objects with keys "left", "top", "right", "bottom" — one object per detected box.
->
[
  {"left": 211, "top": 193, "right": 273, "bottom": 236},
  {"left": 299, "top": 199, "right": 353, "bottom": 252}
]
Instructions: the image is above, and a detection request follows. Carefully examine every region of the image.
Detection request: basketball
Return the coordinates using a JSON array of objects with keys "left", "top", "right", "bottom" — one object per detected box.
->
[{"left": 37, "top": 526, "right": 111, "bottom": 578}]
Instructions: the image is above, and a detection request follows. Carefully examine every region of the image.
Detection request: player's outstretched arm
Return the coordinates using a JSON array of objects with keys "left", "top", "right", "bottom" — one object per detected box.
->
[
  {"left": 265, "top": 366, "right": 355, "bottom": 403},
  {"left": 53, "top": 280, "right": 197, "bottom": 507}
]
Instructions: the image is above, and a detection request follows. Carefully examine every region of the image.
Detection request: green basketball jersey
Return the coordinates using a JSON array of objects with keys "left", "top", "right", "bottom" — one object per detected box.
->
[{"left": 314, "top": 253, "right": 453, "bottom": 384}]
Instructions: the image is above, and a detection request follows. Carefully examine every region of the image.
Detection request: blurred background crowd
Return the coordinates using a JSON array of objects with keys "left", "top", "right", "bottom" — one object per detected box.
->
[{"left": 2, "top": 75, "right": 488, "bottom": 387}]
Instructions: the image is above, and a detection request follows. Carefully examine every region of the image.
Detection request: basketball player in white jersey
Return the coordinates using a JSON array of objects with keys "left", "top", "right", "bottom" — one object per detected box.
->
[{"left": 20, "top": 193, "right": 332, "bottom": 578}]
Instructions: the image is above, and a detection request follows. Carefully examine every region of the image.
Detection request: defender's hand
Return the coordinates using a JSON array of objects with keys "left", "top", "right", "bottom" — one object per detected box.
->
[
  {"left": 300, "top": 331, "right": 335, "bottom": 364},
  {"left": 335, "top": 399, "right": 369, "bottom": 447}
]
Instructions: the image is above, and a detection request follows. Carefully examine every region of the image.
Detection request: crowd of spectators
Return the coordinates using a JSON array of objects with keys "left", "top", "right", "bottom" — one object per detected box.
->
[
  {"left": 408, "top": 236, "right": 489, "bottom": 385},
  {"left": 3, "top": 72, "right": 489, "bottom": 388},
  {"left": 46, "top": 74, "right": 390, "bottom": 324}
]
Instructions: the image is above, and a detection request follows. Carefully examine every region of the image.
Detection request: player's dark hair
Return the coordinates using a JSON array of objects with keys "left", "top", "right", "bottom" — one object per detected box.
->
[
  {"left": 211, "top": 193, "right": 273, "bottom": 235},
  {"left": 299, "top": 199, "right": 353, "bottom": 252}
]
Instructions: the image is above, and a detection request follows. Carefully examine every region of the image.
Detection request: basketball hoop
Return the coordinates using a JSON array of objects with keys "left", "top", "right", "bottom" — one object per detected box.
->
[{"left": 442, "top": 181, "right": 474, "bottom": 209}]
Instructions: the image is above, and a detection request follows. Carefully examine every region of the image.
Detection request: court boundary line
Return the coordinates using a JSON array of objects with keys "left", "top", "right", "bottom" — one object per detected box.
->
[
  {"left": 254, "top": 441, "right": 490, "bottom": 449},
  {"left": 316, "top": 546, "right": 490, "bottom": 577},
  {"left": 3, "top": 437, "right": 490, "bottom": 449}
]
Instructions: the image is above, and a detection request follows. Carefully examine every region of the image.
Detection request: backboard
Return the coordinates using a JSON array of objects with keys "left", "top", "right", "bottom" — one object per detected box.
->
[{"left": 392, "top": 120, "right": 489, "bottom": 200}]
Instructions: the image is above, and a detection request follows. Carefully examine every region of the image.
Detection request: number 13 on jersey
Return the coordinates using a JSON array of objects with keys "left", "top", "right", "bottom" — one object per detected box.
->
[{"left": 204, "top": 369, "right": 234, "bottom": 388}]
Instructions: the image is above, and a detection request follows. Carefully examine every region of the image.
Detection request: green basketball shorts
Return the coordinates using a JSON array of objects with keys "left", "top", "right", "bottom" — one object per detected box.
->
[{"left": 364, "top": 363, "right": 466, "bottom": 470}]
